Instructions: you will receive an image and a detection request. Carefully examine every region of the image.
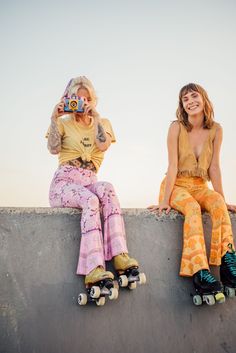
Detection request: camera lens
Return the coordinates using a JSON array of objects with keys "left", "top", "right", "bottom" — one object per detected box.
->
[{"left": 69, "top": 100, "right": 78, "bottom": 110}]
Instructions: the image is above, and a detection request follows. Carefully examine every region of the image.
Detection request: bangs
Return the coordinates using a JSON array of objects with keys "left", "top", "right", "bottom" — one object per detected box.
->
[{"left": 180, "top": 83, "right": 199, "bottom": 99}]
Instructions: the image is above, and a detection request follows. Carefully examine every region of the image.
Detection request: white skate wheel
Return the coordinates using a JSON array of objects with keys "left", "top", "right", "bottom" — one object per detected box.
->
[
  {"left": 215, "top": 292, "right": 225, "bottom": 304},
  {"left": 205, "top": 294, "right": 215, "bottom": 306},
  {"left": 138, "top": 273, "right": 147, "bottom": 285},
  {"left": 119, "top": 275, "right": 128, "bottom": 287},
  {"left": 78, "top": 293, "right": 87, "bottom": 306},
  {"left": 193, "top": 294, "right": 202, "bottom": 306},
  {"left": 225, "top": 286, "right": 236, "bottom": 298},
  {"left": 90, "top": 286, "right": 101, "bottom": 299},
  {"left": 128, "top": 282, "right": 137, "bottom": 290},
  {"left": 96, "top": 297, "right": 105, "bottom": 306},
  {"left": 109, "top": 288, "right": 119, "bottom": 300}
]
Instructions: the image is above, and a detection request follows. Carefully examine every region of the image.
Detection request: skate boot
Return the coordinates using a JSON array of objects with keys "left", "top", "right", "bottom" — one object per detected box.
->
[
  {"left": 78, "top": 266, "right": 119, "bottom": 306},
  {"left": 113, "top": 253, "right": 146, "bottom": 290},
  {"left": 220, "top": 244, "right": 236, "bottom": 298},
  {"left": 192, "top": 269, "right": 225, "bottom": 306}
]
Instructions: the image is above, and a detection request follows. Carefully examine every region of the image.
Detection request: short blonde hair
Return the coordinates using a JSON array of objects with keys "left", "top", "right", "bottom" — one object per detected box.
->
[
  {"left": 176, "top": 83, "right": 214, "bottom": 131},
  {"left": 65, "top": 76, "right": 98, "bottom": 106}
]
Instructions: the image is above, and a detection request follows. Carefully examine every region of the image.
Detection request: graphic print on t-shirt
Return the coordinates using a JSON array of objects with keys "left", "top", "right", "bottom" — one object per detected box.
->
[{"left": 80, "top": 136, "right": 92, "bottom": 148}]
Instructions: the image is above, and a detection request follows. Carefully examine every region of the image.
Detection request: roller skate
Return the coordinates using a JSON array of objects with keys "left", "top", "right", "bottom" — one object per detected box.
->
[
  {"left": 113, "top": 253, "right": 146, "bottom": 290},
  {"left": 192, "top": 269, "right": 225, "bottom": 306},
  {"left": 220, "top": 244, "right": 236, "bottom": 298},
  {"left": 77, "top": 266, "right": 119, "bottom": 306}
]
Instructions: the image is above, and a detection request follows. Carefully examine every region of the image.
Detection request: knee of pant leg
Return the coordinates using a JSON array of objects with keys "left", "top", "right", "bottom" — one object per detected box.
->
[
  {"left": 214, "top": 193, "right": 226, "bottom": 208},
  {"left": 103, "top": 181, "right": 114, "bottom": 191},
  {"left": 97, "top": 181, "right": 115, "bottom": 196},
  {"left": 86, "top": 194, "right": 100, "bottom": 212},
  {"left": 208, "top": 192, "right": 226, "bottom": 210},
  {"left": 210, "top": 193, "right": 227, "bottom": 215},
  {"left": 184, "top": 200, "right": 201, "bottom": 215}
]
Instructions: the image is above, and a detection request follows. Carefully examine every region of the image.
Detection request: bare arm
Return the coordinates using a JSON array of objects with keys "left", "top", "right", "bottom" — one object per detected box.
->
[
  {"left": 148, "top": 122, "right": 179, "bottom": 214},
  {"left": 83, "top": 102, "right": 112, "bottom": 151},
  {"left": 47, "top": 117, "right": 62, "bottom": 154},
  {"left": 209, "top": 126, "right": 236, "bottom": 212},
  {"left": 208, "top": 125, "right": 224, "bottom": 197},
  {"left": 47, "top": 101, "right": 65, "bottom": 154},
  {"left": 93, "top": 116, "right": 112, "bottom": 151},
  {"left": 161, "top": 122, "right": 179, "bottom": 204}
]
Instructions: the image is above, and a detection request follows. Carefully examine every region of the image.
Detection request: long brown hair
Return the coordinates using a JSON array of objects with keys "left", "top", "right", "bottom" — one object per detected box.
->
[{"left": 176, "top": 83, "right": 214, "bottom": 131}]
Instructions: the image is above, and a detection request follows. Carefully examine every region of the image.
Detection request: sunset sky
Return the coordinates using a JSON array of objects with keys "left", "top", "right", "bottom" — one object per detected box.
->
[{"left": 1, "top": 0, "right": 236, "bottom": 208}]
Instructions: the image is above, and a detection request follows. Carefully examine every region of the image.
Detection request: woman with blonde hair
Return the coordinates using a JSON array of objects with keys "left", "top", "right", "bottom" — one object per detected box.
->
[
  {"left": 46, "top": 76, "right": 144, "bottom": 305},
  {"left": 149, "top": 83, "right": 236, "bottom": 305}
]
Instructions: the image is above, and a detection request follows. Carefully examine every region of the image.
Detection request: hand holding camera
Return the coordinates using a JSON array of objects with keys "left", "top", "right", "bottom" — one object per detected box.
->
[
  {"left": 51, "top": 100, "right": 67, "bottom": 121},
  {"left": 51, "top": 94, "right": 99, "bottom": 122},
  {"left": 64, "top": 95, "right": 88, "bottom": 113},
  {"left": 83, "top": 101, "right": 99, "bottom": 118},
  {"left": 63, "top": 94, "right": 99, "bottom": 118}
]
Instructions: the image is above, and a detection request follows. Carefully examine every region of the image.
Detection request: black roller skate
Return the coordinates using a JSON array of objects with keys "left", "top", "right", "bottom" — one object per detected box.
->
[
  {"left": 78, "top": 266, "right": 119, "bottom": 306},
  {"left": 220, "top": 244, "right": 236, "bottom": 298},
  {"left": 113, "top": 253, "right": 146, "bottom": 290},
  {"left": 192, "top": 269, "right": 225, "bottom": 306}
]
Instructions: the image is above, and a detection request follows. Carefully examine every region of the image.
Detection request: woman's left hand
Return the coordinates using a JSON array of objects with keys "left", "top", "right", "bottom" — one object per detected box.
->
[
  {"left": 226, "top": 204, "right": 236, "bottom": 212},
  {"left": 83, "top": 102, "right": 99, "bottom": 118}
]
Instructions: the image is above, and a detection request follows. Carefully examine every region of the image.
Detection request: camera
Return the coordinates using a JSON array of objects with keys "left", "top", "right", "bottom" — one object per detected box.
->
[{"left": 64, "top": 95, "right": 87, "bottom": 113}]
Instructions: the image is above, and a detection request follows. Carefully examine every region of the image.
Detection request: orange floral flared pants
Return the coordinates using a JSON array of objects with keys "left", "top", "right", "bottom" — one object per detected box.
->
[{"left": 159, "top": 176, "right": 234, "bottom": 277}]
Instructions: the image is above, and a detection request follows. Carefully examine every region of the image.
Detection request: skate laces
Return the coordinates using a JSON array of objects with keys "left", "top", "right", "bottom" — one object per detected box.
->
[
  {"left": 199, "top": 270, "right": 216, "bottom": 284},
  {"left": 224, "top": 252, "right": 236, "bottom": 276}
]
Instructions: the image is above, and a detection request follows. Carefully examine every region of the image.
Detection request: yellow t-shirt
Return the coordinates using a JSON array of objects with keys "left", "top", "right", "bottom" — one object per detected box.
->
[{"left": 46, "top": 115, "right": 116, "bottom": 172}]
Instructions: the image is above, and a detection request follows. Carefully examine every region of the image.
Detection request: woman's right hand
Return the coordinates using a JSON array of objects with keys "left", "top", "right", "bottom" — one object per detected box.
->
[
  {"left": 147, "top": 202, "right": 171, "bottom": 215},
  {"left": 51, "top": 100, "right": 66, "bottom": 121}
]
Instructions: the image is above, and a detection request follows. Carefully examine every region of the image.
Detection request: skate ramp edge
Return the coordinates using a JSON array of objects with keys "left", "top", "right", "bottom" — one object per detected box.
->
[{"left": 1, "top": 207, "right": 236, "bottom": 353}]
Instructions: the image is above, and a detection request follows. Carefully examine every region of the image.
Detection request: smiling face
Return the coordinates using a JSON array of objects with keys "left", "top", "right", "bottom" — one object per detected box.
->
[
  {"left": 176, "top": 83, "right": 214, "bottom": 131},
  {"left": 181, "top": 90, "right": 204, "bottom": 117}
]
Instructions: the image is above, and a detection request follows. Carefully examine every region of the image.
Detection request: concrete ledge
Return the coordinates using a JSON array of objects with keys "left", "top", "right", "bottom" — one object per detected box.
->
[
  {"left": 0, "top": 207, "right": 182, "bottom": 218},
  {"left": 1, "top": 208, "right": 236, "bottom": 353}
]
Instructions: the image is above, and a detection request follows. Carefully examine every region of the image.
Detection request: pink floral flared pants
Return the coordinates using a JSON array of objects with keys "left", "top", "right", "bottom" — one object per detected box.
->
[{"left": 49, "top": 165, "right": 128, "bottom": 275}]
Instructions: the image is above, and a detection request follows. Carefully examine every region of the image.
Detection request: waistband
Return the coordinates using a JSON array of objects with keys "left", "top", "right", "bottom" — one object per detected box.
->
[
  {"left": 60, "top": 156, "right": 96, "bottom": 172},
  {"left": 174, "top": 176, "right": 207, "bottom": 188}
]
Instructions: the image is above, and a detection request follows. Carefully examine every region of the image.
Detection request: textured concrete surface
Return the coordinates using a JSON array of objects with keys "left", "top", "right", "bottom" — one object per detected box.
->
[{"left": 1, "top": 207, "right": 236, "bottom": 353}]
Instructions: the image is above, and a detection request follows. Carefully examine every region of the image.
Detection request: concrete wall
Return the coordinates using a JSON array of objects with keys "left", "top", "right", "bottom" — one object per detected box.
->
[{"left": 1, "top": 207, "right": 236, "bottom": 353}]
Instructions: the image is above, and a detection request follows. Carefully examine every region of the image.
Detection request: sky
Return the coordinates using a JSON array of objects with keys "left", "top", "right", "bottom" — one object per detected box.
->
[{"left": 0, "top": 0, "right": 236, "bottom": 208}]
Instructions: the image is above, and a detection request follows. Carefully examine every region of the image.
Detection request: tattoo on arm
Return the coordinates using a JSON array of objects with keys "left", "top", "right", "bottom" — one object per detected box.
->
[
  {"left": 47, "top": 119, "right": 62, "bottom": 154},
  {"left": 96, "top": 123, "right": 107, "bottom": 143}
]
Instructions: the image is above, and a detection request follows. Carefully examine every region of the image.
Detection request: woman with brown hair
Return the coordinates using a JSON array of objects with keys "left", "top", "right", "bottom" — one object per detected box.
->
[{"left": 149, "top": 83, "right": 236, "bottom": 305}]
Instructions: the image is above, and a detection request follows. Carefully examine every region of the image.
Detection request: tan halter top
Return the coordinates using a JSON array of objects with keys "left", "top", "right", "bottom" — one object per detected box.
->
[{"left": 177, "top": 122, "right": 220, "bottom": 181}]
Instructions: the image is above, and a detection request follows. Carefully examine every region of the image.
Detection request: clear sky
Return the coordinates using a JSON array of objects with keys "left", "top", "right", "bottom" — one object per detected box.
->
[{"left": 1, "top": 0, "right": 236, "bottom": 208}]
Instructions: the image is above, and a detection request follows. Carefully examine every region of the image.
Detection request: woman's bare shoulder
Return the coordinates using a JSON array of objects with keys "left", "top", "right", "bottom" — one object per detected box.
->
[
  {"left": 213, "top": 121, "right": 223, "bottom": 131},
  {"left": 168, "top": 120, "right": 180, "bottom": 136}
]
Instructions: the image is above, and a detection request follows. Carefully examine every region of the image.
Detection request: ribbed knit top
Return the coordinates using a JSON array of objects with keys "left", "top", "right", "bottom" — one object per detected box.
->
[{"left": 177, "top": 122, "right": 220, "bottom": 181}]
